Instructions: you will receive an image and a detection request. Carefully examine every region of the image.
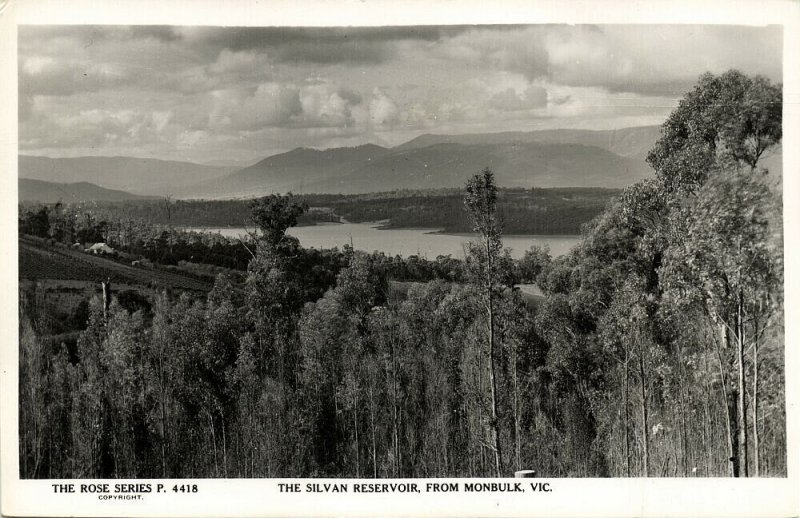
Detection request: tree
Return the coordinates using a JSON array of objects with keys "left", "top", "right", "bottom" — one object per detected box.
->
[
  {"left": 297, "top": 253, "right": 388, "bottom": 476},
  {"left": 246, "top": 195, "right": 310, "bottom": 382},
  {"left": 518, "top": 245, "right": 551, "bottom": 284},
  {"left": 647, "top": 70, "right": 782, "bottom": 194},
  {"left": 250, "top": 194, "right": 308, "bottom": 248},
  {"left": 463, "top": 167, "right": 511, "bottom": 476},
  {"left": 661, "top": 170, "right": 780, "bottom": 476},
  {"left": 599, "top": 279, "right": 663, "bottom": 477},
  {"left": 19, "top": 318, "right": 46, "bottom": 478},
  {"left": 651, "top": 70, "right": 783, "bottom": 477}
]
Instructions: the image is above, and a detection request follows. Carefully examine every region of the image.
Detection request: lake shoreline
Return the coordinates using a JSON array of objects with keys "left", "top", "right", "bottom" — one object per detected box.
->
[
  {"left": 180, "top": 223, "right": 581, "bottom": 259},
  {"left": 339, "top": 220, "right": 581, "bottom": 239}
]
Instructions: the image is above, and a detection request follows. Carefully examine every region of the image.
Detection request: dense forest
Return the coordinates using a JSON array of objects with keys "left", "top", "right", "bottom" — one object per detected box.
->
[
  {"left": 28, "top": 187, "right": 618, "bottom": 235},
  {"left": 19, "top": 70, "right": 785, "bottom": 478}
]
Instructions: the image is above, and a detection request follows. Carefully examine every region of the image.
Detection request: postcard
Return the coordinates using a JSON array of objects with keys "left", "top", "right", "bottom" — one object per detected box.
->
[{"left": 1, "top": 0, "right": 798, "bottom": 516}]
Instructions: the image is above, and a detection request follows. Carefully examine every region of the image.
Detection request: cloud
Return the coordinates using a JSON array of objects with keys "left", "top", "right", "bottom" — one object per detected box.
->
[
  {"left": 17, "top": 24, "right": 783, "bottom": 162},
  {"left": 369, "top": 89, "right": 399, "bottom": 126},
  {"left": 208, "top": 49, "right": 268, "bottom": 75},
  {"left": 208, "top": 84, "right": 302, "bottom": 131},
  {"left": 21, "top": 104, "right": 175, "bottom": 150},
  {"left": 275, "top": 40, "right": 390, "bottom": 65},
  {"left": 487, "top": 86, "right": 548, "bottom": 112},
  {"left": 174, "top": 26, "right": 471, "bottom": 66},
  {"left": 541, "top": 25, "right": 782, "bottom": 95},
  {"left": 297, "top": 84, "right": 361, "bottom": 127},
  {"left": 434, "top": 24, "right": 782, "bottom": 96},
  {"left": 206, "top": 82, "right": 364, "bottom": 132},
  {"left": 19, "top": 56, "right": 130, "bottom": 96},
  {"left": 435, "top": 26, "right": 550, "bottom": 77}
]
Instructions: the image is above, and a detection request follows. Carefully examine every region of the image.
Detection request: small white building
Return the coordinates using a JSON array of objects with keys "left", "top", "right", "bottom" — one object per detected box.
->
[{"left": 85, "top": 242, "right": 115, "bottom": 254}]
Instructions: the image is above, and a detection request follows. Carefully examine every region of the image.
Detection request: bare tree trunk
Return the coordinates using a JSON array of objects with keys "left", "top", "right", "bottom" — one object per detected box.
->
[
  {"left": 513, "top": 342, "right": 521, "bottom": 472},
  {"left": 101, "top": 279, "right": 111, "bottom": 321},
  {"left": 476, "top": 333, "right": 485, "bottom": 475},
  {"left": 702, "top": 351, "right": 713, "bottom": 475},
  {"left": 753, "top": 327, "right": 760, "bottom": 477},
  {"left": 486, "top": 237, "right": 502, "bottom": 478},
  {"left": 390, "top": 334, "right": 400, "bottom": 477},
  {"left": 158, "top": 352, "right": 168, "bottom": 478},
  {"left": 638, "top": 347, "right": 649, "bottom": 478},
  {"left": 209, "top": 412, "right": 218, "bottom": 477},
  {"left": 713, "top": 318, "right": 737, "bottom": 477},
  {"left": 623, "top": 351, "right": 631, "bottom": 477},
  {"left": 736, "top": 295, "right": 749, "bottom": 477},
  {"left": 729, "top": 390, "right": 740, "bottom": 477},
  {"left": 369, "top": 383, "right": 377, "bottom": 478},
  {"left": 353, "top": 393, "right": 360, "bottom": 478},
  {"left": 221, "top": 410, "right": 228, "bottom": 477},
  {"left": 677, "top": 343, "right": 690, "bottom": 476}
]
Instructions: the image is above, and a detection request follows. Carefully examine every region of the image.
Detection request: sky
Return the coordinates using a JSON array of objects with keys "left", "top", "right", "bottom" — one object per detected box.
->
[{"left": 18, "top": 24, "right": 782, "bottom": 164}]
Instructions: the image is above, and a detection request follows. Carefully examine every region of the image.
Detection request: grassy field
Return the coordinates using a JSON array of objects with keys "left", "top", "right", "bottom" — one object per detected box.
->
[
  {"left": 19, "top": 235, "right": 213, "bottom": 293},
  {"left": 20, "top": 235, "right": 216, "bottom": 351}
]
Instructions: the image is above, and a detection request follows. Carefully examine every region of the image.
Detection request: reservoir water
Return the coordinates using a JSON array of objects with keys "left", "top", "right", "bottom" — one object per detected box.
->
[{"left": 187, "top": 222, "right": 580, "bottom": 260}]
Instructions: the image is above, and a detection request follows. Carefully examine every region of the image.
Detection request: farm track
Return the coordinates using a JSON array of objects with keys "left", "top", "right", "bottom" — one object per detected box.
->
[{"left": 19, "top": 236, "right": 213, "bottom": 293}]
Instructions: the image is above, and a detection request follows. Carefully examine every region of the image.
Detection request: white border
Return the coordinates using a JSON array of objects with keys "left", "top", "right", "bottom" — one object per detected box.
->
[{"left": 1, "top": 1, "right": 798, "bottom": 517}]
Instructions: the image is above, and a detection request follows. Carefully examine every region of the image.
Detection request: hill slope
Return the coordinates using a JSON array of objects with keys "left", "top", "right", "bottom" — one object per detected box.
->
[
  {"left": 183, "top": 144, "right": 390, "bottom": 198},
  {"left": 19, "top": 178, "right": 152, "bottom": 203},
  {"left": 19, "top": 155, "right": 233, "bottom": 196},
  {"left": 19, "top": 235, "right": 212, "bottom": 292},
  {"left": 324, "top": 142, "right": 651, "bottom": 192}
]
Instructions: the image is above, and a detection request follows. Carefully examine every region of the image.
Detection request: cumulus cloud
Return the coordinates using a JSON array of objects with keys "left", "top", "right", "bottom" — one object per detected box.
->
[
  {"left": 297, "top": 84, "right": 363, "bottom": 127},
  {"left": 208, "top": 84, "right": 302, "bottom": 131},
  {"left": 206, "top": 82, "right": 364, "bottom": 133},
  {"left": 369, "top": 89, "right": 400, "bottom": 126}
]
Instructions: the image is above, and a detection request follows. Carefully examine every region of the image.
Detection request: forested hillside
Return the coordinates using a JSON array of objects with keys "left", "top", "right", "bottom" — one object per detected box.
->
[{"left": 18, "top": 71, "right": 785, "bottom": 479}]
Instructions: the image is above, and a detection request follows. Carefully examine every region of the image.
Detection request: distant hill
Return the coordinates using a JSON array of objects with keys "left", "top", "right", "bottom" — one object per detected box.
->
[
  {"left": 395, "top": 125, "right": 664, "bottom": 161},
  {"left": 308, "top": 142, "right": 652, "bottom": 193},
  {"left": 183, "top": 144, "right": 391, "bottom": 198},
  {"left": 19, "top": 178, "right": 152, "bottom": 203},
  {"left": 19, "top": 155, "right": 233, "bottom": 196},
  {"left": 183, "top": 139, "right": 653, "bottom": 198},
  {"left": 200, "top": 158, "right": 259, "bottom": 168}
]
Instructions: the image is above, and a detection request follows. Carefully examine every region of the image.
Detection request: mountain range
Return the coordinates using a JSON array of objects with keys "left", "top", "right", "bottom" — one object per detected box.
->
[
  {"left": 209, "top": 141, "right": 648, "bottom": 197},
  {"left": 19, "top": 178, "right": 153, "bottom": 203},
  {"left": 176, "top": 125, "right": 665, "bottom": 198},
  {"left": 19, "top": 125, "right": 781, "bottom": 201},
  {"left": 394, "top": 125, "right": 663, "bottom": 160}
]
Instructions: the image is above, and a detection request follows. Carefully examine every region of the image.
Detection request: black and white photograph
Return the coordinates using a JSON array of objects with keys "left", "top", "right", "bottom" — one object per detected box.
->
[{"left": 2, "top": 0, "right": 799, "bottom": 516}]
